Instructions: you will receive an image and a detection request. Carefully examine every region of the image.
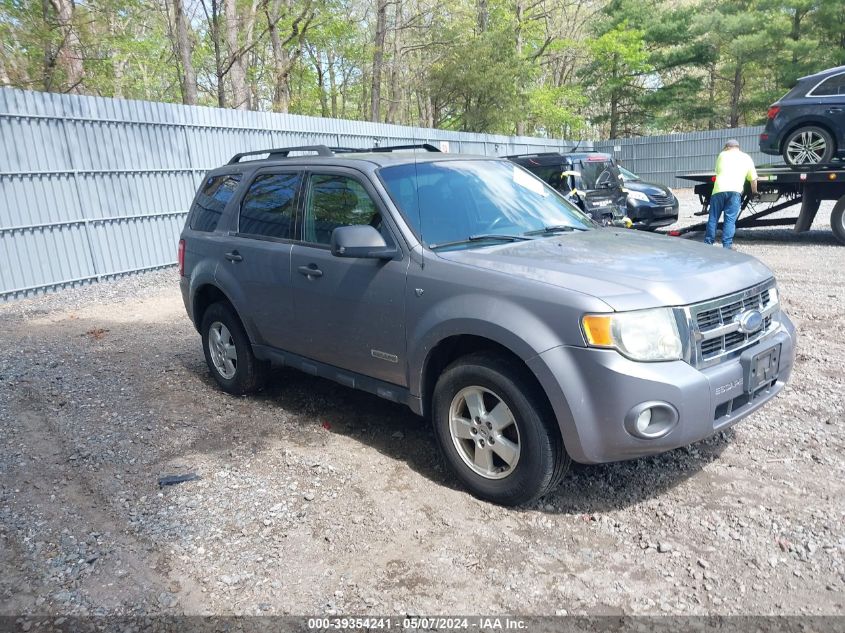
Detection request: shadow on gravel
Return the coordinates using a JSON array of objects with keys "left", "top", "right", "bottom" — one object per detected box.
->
[
  {"left": 180, "top": 360, "right": 733, "bottom": 515},
  {"left": 675, "top": 227, "right": 839, "bottom": 246}
]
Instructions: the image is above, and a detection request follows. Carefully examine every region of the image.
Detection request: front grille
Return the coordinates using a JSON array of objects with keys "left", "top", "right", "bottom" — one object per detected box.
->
[
  {"left": 649, "top": 194, "right": 674, "bottom": 206},
  {"left": 689, "top": 282, "right": 779, "bottom": 367}
]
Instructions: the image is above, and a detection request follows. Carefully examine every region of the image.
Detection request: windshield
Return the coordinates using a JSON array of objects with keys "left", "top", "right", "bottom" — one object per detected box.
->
[
  {"left": 618, "top": 165, "right": 640, "bottom": 181},
  {"left": 576, "top": 159, "right": 622, "bottom": 190},
  {"left": 378, "top": 160, "right": 594, "bottom": 249}
]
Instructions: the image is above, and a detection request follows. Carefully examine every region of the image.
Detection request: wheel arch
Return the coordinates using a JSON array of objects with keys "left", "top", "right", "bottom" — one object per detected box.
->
[{"left": 418, "top": 334, "right": 564, "bottom": 446}]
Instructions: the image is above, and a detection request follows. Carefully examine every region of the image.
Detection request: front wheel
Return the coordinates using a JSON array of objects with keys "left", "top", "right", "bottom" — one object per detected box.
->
[
  {"left": 431, "top": 352, "right": 569, "bottom": 505},
  {"left": 782, "top": 126, "right": 835, "bottom": 169}
]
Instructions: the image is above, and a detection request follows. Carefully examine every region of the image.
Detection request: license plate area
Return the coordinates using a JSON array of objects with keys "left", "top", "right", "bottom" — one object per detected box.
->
[{"left": 743, "top": 344, "right": 781, "bottom": 393}]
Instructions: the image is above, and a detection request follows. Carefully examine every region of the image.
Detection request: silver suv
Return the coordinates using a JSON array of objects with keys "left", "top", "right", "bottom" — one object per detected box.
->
[{"left": 179, "top": 144, "right": 796, "bottom": 505}]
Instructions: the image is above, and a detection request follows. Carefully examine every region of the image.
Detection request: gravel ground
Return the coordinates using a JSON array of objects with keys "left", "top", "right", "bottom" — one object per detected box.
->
[{"left": 1, "top": 190, "right": 843, "bottom": 620}]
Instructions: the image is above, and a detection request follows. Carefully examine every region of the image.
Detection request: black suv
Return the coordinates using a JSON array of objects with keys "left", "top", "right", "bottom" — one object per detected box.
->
[
  {"left": 506, "top": 151, "right": 628, "bottom": 225},
  {"left": 760, "top": 65, "right": 845, "bottom": 168}
]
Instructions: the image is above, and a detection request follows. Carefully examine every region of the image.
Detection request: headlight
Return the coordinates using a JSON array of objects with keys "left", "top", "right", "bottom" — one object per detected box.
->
[
  {"left": 627, "top": 190, "right": 649, "bottom": 202},
  {"left": 582, "top": 308, "right": 683, "bottom": 361}
]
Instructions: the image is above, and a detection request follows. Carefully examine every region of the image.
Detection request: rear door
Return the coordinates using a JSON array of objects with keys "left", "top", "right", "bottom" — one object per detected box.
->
[
  {"left": 288, "top": 168, "right": 408, "bottom": 385},
  {"left": 222, "top": 170, "right": 301, "bottom": 351},
  {"left": 810, "top": 72, "right": 845, "bottom": 148}
]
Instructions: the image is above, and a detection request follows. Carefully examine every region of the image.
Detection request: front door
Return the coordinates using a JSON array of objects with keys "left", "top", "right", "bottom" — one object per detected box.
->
[{"left": 288, "top": 169, "right": 408, "bottom": 386}]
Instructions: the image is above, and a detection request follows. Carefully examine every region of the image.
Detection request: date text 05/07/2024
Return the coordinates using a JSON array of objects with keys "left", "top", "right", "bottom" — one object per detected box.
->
[{"left": 306, "top": 616, "right": 528, "bottom": 630}]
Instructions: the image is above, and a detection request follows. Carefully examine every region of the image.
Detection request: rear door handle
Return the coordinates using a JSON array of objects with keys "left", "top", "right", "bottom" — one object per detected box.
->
[
  {"left": 224, "top": 251, "right": 243, "bottom": 262},
  {"left": 827, "top": 107, "right": 843, "bottom": 113},
  {"left": 298, "top": 264, "right": 323, "bottom": 278}
]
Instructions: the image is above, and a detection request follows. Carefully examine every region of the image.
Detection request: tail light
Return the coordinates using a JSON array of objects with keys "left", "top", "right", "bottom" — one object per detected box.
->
[
  {"left": 177, "top": 239, "right": 185, "bottom": 276},
  {"left": 767, "top": 105, "right": 780, "bottom": 120}
]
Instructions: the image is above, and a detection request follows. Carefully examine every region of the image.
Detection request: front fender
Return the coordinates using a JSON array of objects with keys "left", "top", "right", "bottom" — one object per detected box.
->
[{"left": 407, "top": 292, "right": 570, "bottom": 397}]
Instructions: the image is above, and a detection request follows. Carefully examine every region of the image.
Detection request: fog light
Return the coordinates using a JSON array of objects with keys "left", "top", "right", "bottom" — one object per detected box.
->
[
  {"left": 635, "top": 409, "right": 652, "bottom": 435},
  {"left": 625, "top": 402, "right": 679, "bottom": 439}
]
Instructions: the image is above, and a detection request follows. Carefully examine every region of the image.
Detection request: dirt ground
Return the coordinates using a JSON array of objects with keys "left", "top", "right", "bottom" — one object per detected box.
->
[{"left": 1, "top": 190, "right": 843, "bottom": 620}]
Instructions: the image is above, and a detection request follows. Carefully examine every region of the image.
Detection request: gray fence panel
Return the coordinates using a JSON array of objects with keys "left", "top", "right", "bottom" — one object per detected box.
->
[{"left": 594, "top": 126, "right": 768, "bottom": 188}]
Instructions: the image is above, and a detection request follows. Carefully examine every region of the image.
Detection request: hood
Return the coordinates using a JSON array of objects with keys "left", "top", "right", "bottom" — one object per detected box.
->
[
  {"left": 436, "top": 229, "right": 774, "bottom": 311},
  {"left": 624, "top": 180, "right": 673, "bottom": 198}
]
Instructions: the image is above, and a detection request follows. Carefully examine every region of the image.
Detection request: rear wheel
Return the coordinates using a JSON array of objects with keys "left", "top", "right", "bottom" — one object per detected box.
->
[
  {"left": 431, "top": 352, "right": 569, "bottom": 505},
  {"left": 831, "top": 197, "right": 845, "bottom": 246},
  {"left": 782, "top": 126, "right": 835, "bottom": 169},
  {"left": 200, "top": 302, "right": 267, "bottom": 395}
]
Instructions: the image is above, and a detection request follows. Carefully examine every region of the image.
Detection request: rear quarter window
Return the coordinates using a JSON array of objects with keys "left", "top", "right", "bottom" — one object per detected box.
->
[{"left": 189, "top": 174, "right": 242, "bottom": 232}]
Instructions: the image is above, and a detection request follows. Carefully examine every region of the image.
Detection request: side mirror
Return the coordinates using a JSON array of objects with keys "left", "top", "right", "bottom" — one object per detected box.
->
[{"left": 331, "top": 225, "right": 398, "bottom": 260}]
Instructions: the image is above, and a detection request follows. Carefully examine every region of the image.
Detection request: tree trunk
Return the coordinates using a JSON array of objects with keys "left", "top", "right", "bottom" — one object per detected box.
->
[
  {"left": 514, "top": 0, "right": 526, "bottom": 135},
  {"left": 386, "top": 2, "right": 402, "bottom": 124},
  {"left": 729, "top": 63, "right": 743, "bottom": 128},
  {"left": 476, "top": 0, "right": 488, "bottom": 33},
  {"left": 172, "top": 0, "right": 197, "bottom": 105},
  {"left": 327, "top": 50, "right": 338, "bottom": 118},
  {"left": 224, "top": 0, "right": 249, "bottom": 110},
  {"left": 49, "top": 0, "right": 84, "bottom": 93},
  {"left": 707, "top": 60, "right": 717, "bottom": 131},
  {"left": 371, "top": 0, "right": 388, "bottom": 122},
  {"left": 268, "top": 1, "right": 292, "bottom": 113},
  {"left": 311, "top": 50, "right": 329, "bottom": 117},
  {"left": 210, "top": 0, "right": 226, "bottom": 107}
]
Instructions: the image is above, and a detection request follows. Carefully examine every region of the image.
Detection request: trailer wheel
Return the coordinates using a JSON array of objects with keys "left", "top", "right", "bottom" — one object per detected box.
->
[
  {"left": 831, "top": 196, "right": 845, "bottom": 246},
  {"left": 782, "top": 126, "right": 835, "bottom": 169}
]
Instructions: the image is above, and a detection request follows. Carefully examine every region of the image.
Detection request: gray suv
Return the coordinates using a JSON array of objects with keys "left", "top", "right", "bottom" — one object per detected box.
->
[{"left": 179, "top": 144, "right": 796, "bottom": 505}]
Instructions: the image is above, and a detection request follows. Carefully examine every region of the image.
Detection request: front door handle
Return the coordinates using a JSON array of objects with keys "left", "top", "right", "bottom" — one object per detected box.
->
[
  {"left": 224, "top": 251, "right": 243, "bottom": 262},
  {"left": 827, "top": 107, "right": 843, "bottom": 113},
  {"left": 298, "top": 264, "right": 323, "bottom": 278}
]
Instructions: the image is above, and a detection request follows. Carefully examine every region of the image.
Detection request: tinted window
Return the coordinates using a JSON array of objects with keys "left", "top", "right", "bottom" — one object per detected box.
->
[
  {"left": 303, "top": 175, "right": 381, "bottom": 245},
  {"left": 190, "top": 174, "right": 241, "bottom": 232},
  {"left": 239, "top": 173, "right": 300, "bottom": 239},
  {"left": 812, "top": 73, "right": 845, "bottom": 96}
]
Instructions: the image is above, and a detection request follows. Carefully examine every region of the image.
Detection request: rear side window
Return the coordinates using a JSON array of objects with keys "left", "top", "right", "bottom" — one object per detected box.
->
[
  {"left": 811, "top": 73, "right": 845, "bottom": 96},
  {"left": 190, "top": 174, "right": 241, "bottom": 232},
  {"left": 238, "top": 172, "right": 301, "bottom": 239}
]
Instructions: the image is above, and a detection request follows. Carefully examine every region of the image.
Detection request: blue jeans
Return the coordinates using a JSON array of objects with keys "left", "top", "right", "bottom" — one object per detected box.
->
[{"left": 704, "top": 191, "right": 741, "bottom": 247}]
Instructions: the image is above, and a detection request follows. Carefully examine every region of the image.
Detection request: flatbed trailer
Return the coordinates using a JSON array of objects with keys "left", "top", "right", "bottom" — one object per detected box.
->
[{"left": 668, "top": 166, "right": 845, "bottom": 245}]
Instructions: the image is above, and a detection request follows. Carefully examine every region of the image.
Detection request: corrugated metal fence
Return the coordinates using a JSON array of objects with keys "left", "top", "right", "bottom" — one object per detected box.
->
[
  {"left": 0, "top": 87, "right": 584, "bottom": 301},
  {"left": 594, "top": 126, "right": 768, "bottom": 189}
]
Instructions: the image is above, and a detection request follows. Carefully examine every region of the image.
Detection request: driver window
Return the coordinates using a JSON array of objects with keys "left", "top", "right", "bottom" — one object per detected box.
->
[{"left": 302, "top": 174, "right": 386, "bottom": 245}]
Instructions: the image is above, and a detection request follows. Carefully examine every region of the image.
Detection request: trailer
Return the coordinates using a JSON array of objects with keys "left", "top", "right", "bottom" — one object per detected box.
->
[{"left": 668, "top": 166, "right": 845, "bottom": 245}]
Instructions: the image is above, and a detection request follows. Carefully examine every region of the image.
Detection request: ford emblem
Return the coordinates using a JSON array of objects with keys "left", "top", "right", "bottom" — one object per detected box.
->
[{"left": 736, "top": 309, "right": 764, "bottom": 334}]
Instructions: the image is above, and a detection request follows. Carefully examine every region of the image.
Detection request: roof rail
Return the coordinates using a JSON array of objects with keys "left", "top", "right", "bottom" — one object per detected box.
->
[
  {"left": 367, "top": 143, "right": 441, "bottom": 153},
  {"left": 228, "top": 145, "right": 335, "bottom": 164},
  {"left": 504, "top": 151, "right": 563, "bottom": 159}
]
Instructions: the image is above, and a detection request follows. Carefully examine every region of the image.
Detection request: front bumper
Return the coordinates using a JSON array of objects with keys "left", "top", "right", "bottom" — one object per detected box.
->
[
  {"left": 528, "top": 314, "right": 796, "bottom": 464},
  {"left": 626, "top": 199, "right": 679, "bottom": 229}
]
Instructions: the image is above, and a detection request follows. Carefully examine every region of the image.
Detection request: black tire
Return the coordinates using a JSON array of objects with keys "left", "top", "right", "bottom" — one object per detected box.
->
[
  {"left": 831, "top": 198, "right": 845, "bottom": 246},
  {"left": 200, "top": 302, "right": 267, "bottom": 395},
  {"left": 431, "top": 352, "right": 570, "bottom": 506},
  {"left": 782, "top": 126, "right": 835, "bottom": 169}
]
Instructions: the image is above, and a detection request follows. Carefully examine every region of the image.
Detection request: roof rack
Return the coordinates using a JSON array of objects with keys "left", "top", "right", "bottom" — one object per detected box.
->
[
  {"left": 228, "top": 145, "right": 334, "bottom": 164},
  {"left": 227, "top": 142, "right": 442, "bottom": 164},
  {"left": 504, "top": 151, "right": 564, "bottom": 159},
  {"left": 366, "top": 143, "right": 441, "bottom": 153}
]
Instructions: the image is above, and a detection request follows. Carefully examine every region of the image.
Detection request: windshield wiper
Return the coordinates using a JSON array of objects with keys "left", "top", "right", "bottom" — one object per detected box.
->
[
  {"left": 523, "top": 225, "right": 585, "bottom": 236},
  {"left": 430, "top": 234, "right": 531, "bottom": 250}
]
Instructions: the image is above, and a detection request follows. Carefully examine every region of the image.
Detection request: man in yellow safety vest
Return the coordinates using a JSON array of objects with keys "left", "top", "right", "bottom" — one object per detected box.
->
[{"left": 704, "top": 139, "right": 758, "bottom": 249}]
